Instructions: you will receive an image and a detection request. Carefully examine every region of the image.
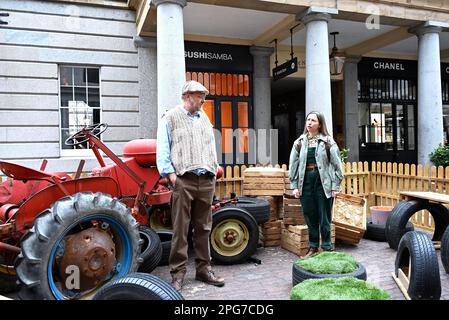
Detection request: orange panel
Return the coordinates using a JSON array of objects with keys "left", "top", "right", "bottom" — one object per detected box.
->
[
  {"left": 221, "top": 101, "right": 232, "bottom": 127},
  {"left": 192, "top": 72, "right": 198, "bottom": 82},
  {"left": 238, "top": 128, "right": 249, "bottom": 153},
  {"left": 244, "top": 75, "right": 250, "bottom": 96},
  {"left": 216, "top": 73, "right": 221, "bottom": 96},
  {"left": 237, "top": 102, "right": 248, "bottom": 127},
  {"left": 233, "top": 74, "right": 238, "bottom": 96},
  {"left": 204, "top": 73, "right": 210, "bottom": 92},
  {"left": 202, "top": 100, "right": 215, "bottom": 124},
  {"left": 186, "top": 72, "right": 191, "bottom": 81},
  {"left": 238, "top": 74, "right": 244, "bottom": 96},
  {"left": 210, "top": 73, "right": 216, "bottom": 95},
  {"left": 227, "top": 74, "right": 233, "bottom": 96},
  {"left": 198, "top": 72, "right": 204, "bottom": 85},
  {"left": 221, "top": 128, "right": 233, "bottom": 154},
  {"left": 221, "top": 73, "right": 227, "bottom": 96}
]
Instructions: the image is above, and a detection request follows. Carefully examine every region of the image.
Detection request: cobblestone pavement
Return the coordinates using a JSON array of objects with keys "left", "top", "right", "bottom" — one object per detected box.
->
[{"left": 151, "top": 237, "right": 449, "bottom": 300}]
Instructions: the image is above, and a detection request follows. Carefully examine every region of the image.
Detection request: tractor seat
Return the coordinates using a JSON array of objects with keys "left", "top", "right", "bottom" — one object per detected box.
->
[{"left": 0, "top": 161, "right": 62, "bottom": 182}]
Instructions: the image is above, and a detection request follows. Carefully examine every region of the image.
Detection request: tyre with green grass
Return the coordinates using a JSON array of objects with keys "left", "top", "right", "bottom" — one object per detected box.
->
[
  {"left": 292, "top": 252, "right": 367, "bottom": 286},
  {"left": 291, "top": 277, "right": 390, "bottom": 300},
  {"left": 395, "top": 231, "right": 440, "bottom": 300},
  {"left": 442, "top": 226, "right": 449, "bottom": 274},
  {"left": 386, "top": 200, "right": 449, "bottom": 250}
]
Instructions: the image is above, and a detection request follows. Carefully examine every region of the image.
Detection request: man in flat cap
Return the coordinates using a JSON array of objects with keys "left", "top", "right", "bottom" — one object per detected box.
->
[{"left": 156, "top": 80, "right": 224, "bottom": 292}]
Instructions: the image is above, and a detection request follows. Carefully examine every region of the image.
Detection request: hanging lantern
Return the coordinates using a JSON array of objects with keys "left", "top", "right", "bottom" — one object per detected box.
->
[{"left": 329, "top": 31, "right": 345, "bottom": 76}]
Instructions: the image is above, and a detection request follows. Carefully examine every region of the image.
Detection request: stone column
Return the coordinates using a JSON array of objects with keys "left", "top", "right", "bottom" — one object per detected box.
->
[
  {"left": 134, "top": 36, "right": 158, "bottom": 138},
  {"left": 250, "top": 46, "right": 275, "bottom": 165},
  {"left": 153, "top": 0, "right": 187, "bottom": 120},
  {"left": 343, "top": 56, "right": 361, "bottom": 162},
  {"left": 297, "top": 7, "right": 338, "bottom": 135},
  {"left": 410, "top": 23, "right": 444, "bottom": 164}
]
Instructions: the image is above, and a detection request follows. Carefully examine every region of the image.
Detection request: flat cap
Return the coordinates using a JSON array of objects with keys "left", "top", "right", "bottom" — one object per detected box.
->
[{"left": 182, "top": 80, "right": 209, "bottom": 95}]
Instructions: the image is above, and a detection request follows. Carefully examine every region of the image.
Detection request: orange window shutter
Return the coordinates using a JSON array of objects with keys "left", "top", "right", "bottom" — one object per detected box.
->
[
  {"left": 202, "top": 100, "right": 215, "bottom": 124},
  {"left": 238, "top": 128, "right": 249, "bottom": 153},
  {"left": 222, "top": 128, "right": 233, "bottom": 154},
  {"left": 221, "top": 73, "right": 227, "bottom": 96},
  {"left": 238, "top": 74, "right": 244, "bottom": 96},
  {"left": 204, "top": 73, "right": 210, "bottom": 93},
  {"left": 186, "top": 72, "right": 191, "bottom": 81},
  {"left": 237, "top": 102, "right": 248, "bottom": 127},
  {"left": 227, "top": 74, "right": 233, "bottom": 96},
  {"left": 215, "top": 73, "right": 221, "bottom": 96},
  {"left": 233, "top": 74, "right": 238, "bottom": 96},
  {"left": 198, "top": 72, "right": 204, "bottom": 85},
  {"left": 220, "top": 101, "right": 232, "bottom": 127},
  {"left": 210, "top": 73, "right": 216, "bottom": 95},
  {"left": 192, "top": 72, "right": 198, "bottom": 82},
  {"left": 244, "top": 75, "right": 250, "bottom": 96}
]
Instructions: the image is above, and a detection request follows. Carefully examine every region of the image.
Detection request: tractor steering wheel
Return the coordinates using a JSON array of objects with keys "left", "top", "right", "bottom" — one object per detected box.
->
[{"left": 65, "top": 123, "right": 108, "bottom": 146}]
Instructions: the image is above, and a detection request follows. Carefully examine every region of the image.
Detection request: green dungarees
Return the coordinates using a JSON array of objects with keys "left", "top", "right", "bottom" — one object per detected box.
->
[{"left": 299, "top": 147, "right": 333, "bottom": 250}]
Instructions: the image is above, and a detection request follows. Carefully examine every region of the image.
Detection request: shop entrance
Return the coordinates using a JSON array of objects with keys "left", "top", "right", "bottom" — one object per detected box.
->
[{"left": 359, "top": 102, "right": 416, "bottom": 164}]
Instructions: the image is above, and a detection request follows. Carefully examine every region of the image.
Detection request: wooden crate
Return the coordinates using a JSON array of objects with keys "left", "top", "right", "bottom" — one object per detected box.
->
[
  {"left": 260, "top": 219, "right": 282, "bottom": 247},
  {"left": 282, "top": 197, "right": 304, "bottom": 225},
  {"left": 258, "top": 195, "right": 283, "bottom": 221},
  {"left": 332, "top": 193, "right": 367, "bottom": 244},
  {"left": 243, "top": 167, "right": 285, "bottom": 196},
  {"left": 281, "top": 224, "right": 335, "bottom": 257}
]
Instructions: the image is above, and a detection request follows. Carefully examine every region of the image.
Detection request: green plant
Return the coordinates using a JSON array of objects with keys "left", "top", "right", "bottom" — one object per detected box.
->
[
  {"left": 295, "top": 252, "right": 358, "bottom": 274},
  {"left": 340, "top": 148, "right": 349, "bottom": 163},
  {"left": 290, "top": 277, "right": 390, "bottom": 300},
  {"left": 429, "top": 143, "right": 449, "bottom": 167}
]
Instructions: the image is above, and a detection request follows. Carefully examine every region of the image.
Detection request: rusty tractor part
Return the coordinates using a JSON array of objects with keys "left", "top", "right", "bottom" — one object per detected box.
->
[
  {"left": 15, "top": 192, "right": 141, "bottom": 300},
  {"left": 58, "top": 227, "right": 116, "bottom": 291}
]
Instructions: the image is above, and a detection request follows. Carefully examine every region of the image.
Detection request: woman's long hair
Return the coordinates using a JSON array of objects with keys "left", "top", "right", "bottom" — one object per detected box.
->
[{"left": 302, "top": 111, "right": 330, "bottom": 136}]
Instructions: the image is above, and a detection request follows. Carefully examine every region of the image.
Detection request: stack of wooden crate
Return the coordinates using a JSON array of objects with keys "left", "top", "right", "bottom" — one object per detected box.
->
[{"left": 243, "top": 167, "right": 285, "bottom": 247}]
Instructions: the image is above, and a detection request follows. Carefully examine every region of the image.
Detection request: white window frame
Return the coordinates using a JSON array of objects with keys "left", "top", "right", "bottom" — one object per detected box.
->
[{"left": 58, "top": 65, "right": 102, "bottom": 157}]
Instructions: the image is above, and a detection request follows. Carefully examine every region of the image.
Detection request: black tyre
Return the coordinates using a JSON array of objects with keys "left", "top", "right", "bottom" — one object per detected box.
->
[
  {"left": 223, "top": 197, "right": 270, "bottom": 224},
  {"left": 0, "top": 256, "right": 19, "bottom": 294},
  {"left": 138, "top": 226, "right": 162, "bottom": 274},
  {"left": 441, "top": 226, "right": 449, "bottom": 274},
  {"left": 386, "top": 200, "right": 449, "bottom": 250},
  {"left": 157, "top": 230, "right": 173, "bottom": 266},
  {"left": 395, "top": 231, "right": 441, "bottom": 300},
  {"left": 292, "top": 262, "right": 367, "bottom": 286},
  {"left": 93, "top": 272, "right": 183, "bottom": 300},
  {"left": 15, "top": 192, "right": 141, "bottom": 300},
  {"left": 364, "top": 218, "right": 414, "bottom": 242},
  {"left": 210, "top": 208, "right": 259, "bottom": 265}
]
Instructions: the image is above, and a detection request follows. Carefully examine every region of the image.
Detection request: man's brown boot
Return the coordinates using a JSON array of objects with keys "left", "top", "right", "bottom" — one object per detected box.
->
[
  {"left": 171, "top": 277, "right": 184, "bottom": 292},
  {"left": 301, "top": 247, "right": 320, "bottom": 259},
  {"left": 195, "top": 269, "right": 225, "bottom": 287}
]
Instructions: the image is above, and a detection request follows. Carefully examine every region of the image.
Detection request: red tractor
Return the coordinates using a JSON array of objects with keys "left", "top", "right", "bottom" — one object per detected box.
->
[{"left": 0, "top": 123, "right": 264, "bottom": 300}]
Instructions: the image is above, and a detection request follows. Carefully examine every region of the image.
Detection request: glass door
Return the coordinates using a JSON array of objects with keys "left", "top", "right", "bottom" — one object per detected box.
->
[{"left": 359, "top": 102, "right": 416, "bottom": 163}]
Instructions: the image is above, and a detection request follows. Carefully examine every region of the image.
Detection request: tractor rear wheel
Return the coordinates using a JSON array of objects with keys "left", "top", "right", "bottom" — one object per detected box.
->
[{"left": 15, "top": 192, "right": 141, "bottom": 300}]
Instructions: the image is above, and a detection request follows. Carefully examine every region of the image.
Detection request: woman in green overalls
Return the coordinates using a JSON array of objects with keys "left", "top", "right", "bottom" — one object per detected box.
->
[{"left": 288, "top": 111, "right": 343, "bottom": 258}]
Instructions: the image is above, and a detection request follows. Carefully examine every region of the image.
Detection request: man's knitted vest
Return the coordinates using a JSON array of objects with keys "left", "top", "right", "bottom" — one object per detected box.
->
[{"left": 165, "top": 106, "right": 218, "bottom": 176}]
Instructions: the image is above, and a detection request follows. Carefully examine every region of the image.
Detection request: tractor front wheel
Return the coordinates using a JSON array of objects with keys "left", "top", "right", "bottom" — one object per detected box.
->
[
  {"left": 15, "top": 192, "right": 141, "bottom": 300},
  {"left": 210, "top": 208, "right": 259, "bottom": 265}
]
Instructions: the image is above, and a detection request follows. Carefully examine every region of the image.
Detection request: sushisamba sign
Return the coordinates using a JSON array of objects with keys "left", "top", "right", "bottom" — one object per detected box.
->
[{"left": 185, "top": 41, "right": 253, "bottom": 73}]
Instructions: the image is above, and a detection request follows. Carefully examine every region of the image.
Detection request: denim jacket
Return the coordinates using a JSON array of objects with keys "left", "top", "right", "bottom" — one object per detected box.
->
[{"left": 288, "top": 133, "right": 343, "bottom": 199}]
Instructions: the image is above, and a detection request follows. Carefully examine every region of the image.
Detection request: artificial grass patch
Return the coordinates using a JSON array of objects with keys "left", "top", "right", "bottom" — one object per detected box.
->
[
  {"left": 290, "top": 277, "right": 391, "bottom": 300},
  {"left": 295, "top": 252, "right": 358, "bottom": 274}
]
